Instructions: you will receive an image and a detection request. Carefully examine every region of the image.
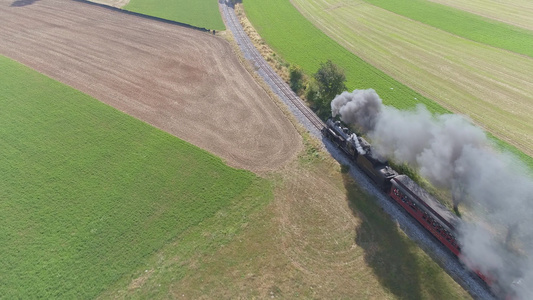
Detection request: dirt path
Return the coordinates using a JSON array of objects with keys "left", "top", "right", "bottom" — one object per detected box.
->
[{"left": 0, "top": 0, "right": 300, "bottom": 171}]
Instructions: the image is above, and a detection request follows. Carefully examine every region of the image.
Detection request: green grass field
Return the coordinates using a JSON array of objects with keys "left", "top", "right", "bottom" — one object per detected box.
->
[
  {"left": 0, "top": 55, "right": 469, "bottom": 299},
  {"left": 291, "top": 0, "right": 533, "bottom": 163},
  {"left": 96, "top": 142, "right": 471, "bottom": 299},
  {"left": 242, "top": 0, "right": 533, "bottom": 169},
  {"left": 243, "top": 0, "right": 445, "bottom": 113},
  {"left": 362, "top": 0, "right": 533, "bottom": 58},
  {"left": 429, "top": 0, "right": 533, "bottom": 31},
  {"left": 124, "top": 0, "right": 225, "bottom": 30},
  {"left": 0, "top": 55, "right": 269, "bottom": 298}
]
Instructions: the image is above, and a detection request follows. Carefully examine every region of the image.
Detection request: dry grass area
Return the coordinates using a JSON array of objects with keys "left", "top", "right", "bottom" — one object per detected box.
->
[
  {"left": 429, "top": 0, "right": 533, "bottom": 31},
  {"left": 235, "top": 4, "right": 291, "bottom": 83},
  {"left": 292, "top": 0, "right": 533, "bottom": 158},
  {"left": 111, "top": 141, "right": 471, "bottom": 299},
  {"left": 0, "top": 0, "right": 300, "bottom": 171}
]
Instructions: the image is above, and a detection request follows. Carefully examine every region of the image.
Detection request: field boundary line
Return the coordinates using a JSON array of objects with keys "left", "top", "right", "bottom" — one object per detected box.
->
[{"left": 73, "top": 0, "right": 212, "bottom": 33}]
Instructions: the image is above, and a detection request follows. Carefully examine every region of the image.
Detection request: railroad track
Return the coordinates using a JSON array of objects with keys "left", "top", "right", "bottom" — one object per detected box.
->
[
  {"left": 219, "top": 4, "right": 497, "bottom": 300},
  {"left": 221, "top": 1, "right": 325, "bottom": 132}
]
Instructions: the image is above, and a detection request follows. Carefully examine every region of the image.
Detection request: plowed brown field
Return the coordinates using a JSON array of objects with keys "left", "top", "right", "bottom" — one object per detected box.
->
[{"left": 0, "top": 0, "right": 300, "bottom": 171}]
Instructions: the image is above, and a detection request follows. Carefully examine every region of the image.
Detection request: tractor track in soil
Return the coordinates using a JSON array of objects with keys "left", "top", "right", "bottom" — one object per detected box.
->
[{"left": 0, "top": 0, "right": 301, "bottom": 172}]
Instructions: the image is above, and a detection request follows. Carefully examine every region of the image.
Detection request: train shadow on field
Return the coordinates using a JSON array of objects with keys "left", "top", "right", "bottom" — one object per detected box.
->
[{"left": 341, "top": 170, "right": 456, "bottom": 299}]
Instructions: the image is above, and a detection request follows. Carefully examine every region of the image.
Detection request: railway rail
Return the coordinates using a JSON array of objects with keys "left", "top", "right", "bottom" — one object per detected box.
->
[
  {"left": 220, "top": 0, "right": 325, "bottom": 132},
  {"left": 219, "top": 1, "right": 494, "bottom": 299}
]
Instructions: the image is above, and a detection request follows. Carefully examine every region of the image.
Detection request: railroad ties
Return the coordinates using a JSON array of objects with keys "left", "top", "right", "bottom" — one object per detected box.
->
[{"left": 221, "top": 0, "right": 325, "bottom": 132}]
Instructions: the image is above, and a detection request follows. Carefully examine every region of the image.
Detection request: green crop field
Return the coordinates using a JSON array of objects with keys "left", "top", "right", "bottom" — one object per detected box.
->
[
  {"left": 291, "top": 0, "right": 533, "bottom": 161},
  {"left": 429, "top": 0, "right": 533, "bottom": 31},
  {"left": 97, "top": 144, "right": 471, "bottom": 299},
  {"left": 362, "top": 0, "right": 533, "bottom": 58},
  {"left": 243, "top": 0, "right": 445, "bottom": 113},
  {"left": 0, "top": 55, "right": 469, "bottom": 299},
  {"left": 242, "top": 0, "right": 533, "bottom": 168},
  {"left": 0, "top": 55, "right": 269, "bottom": 298},
  {"left": 124, "top": 0, "right": 225, "bottom": 30}
]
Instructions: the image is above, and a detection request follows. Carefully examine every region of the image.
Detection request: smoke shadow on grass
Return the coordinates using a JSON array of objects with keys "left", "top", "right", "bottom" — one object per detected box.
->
[
  {"left": 341, "top": 171, "right": 458, "bottom": 299},
  {"left": 11, "top": 0, "right": 39, "bottom": 7}
]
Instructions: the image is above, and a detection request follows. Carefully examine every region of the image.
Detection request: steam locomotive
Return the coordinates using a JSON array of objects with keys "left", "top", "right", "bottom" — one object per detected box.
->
[{"left": 321, "top": 118, "right": 519, "bottom": 299}]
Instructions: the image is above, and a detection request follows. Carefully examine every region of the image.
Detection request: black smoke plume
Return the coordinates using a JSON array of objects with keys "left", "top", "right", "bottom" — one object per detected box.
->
[{"left": 331, "top": 89, "right": 533, "bottom": 299}]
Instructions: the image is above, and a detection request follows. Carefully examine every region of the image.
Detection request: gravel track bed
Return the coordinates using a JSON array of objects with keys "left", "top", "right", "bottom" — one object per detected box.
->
[
  {"left": 219, "top": 1, "right": 493, "bottom": 298},
  {"left": 220, "top": 0, "right": 322, "bottom": 138}
]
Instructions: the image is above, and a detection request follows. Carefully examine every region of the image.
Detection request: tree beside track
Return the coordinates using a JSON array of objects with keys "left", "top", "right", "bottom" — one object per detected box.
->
[{"left": 242, "top": 0, "right": 533, "bottom": 169}]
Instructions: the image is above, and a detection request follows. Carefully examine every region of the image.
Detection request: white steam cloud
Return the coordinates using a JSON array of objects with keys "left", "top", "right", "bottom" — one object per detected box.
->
[
  {"left": 331, "top": 89, "right": 533, "bottom": 298},
  {"left": 348, "top": 133, "right": 366, "bottom": 155}
]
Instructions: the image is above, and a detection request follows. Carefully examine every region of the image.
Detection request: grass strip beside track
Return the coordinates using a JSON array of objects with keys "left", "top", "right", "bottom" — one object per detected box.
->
[
  {"left": 242, "top": 0, "right": 533, "bottom": 169},
  {"left": 0, "top": 55, "right": 269, "bottom": 298},
  {"left": 243, "top": 0, "right": 445, "bottom": 113},
  {"left": 362, "top": 0, "right": 533, "bottom": 58},
  {"left": 124, "top": 0, "right": 225, "bottom": 30}
]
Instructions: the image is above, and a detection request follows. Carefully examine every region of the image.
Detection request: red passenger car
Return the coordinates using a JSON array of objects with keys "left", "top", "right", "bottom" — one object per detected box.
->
[{"left": 389, "top": 175, "right": 461, "bottom": 256}]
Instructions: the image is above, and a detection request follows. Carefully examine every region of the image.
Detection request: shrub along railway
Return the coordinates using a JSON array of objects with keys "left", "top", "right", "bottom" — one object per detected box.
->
[
  {"left": 291, "top": 0, "right": 533, "bottom": 163},
  {"left": 242, "top": 0, "right": 533, "bottom": 169},
  {"left": 222, "top": 1, "right": 325, "bottom": 131}
]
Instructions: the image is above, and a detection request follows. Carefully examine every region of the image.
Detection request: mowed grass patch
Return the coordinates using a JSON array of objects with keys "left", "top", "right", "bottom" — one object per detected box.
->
[
  {"left": 0, "top": 55, "right": 268, "bottom": 298},
  {"left": 362, "top": 0, "right": 533, "bottom": 58},
  {"left": 292, "top": 0, "right": 533, "bottom": 160},
  {"left": 429, "top": 0, "right": 533, "bottom": 31},
  {"left": 242, "top": 0, "right": 533, "bottom": 169},
  {"left": 124, "top": 0, "right": 225, "bottom": 30}
]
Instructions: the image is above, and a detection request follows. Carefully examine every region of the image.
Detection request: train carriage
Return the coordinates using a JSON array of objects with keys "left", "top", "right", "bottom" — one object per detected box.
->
[{"left": 390, "top": 175, "right": 461, "bottom": 256}]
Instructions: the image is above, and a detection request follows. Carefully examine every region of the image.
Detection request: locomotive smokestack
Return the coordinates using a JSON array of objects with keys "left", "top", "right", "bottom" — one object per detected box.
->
[
  {"left": 348, "top": 133, "right": 366, "bottom": 155},
  {"left": 331, "top": 89, "right": 533, "bottom": 299}
]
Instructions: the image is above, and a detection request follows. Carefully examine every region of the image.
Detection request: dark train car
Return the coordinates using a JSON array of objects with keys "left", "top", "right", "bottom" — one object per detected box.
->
[
  {"left": 322, "top": 119, "right": 397, "bottom": 190},
  {"left": 355, "top": 152, "right": 397, "bottom": 191},
  {"left": 389, "top": 175, "right": 461, "bottom": 256}
]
